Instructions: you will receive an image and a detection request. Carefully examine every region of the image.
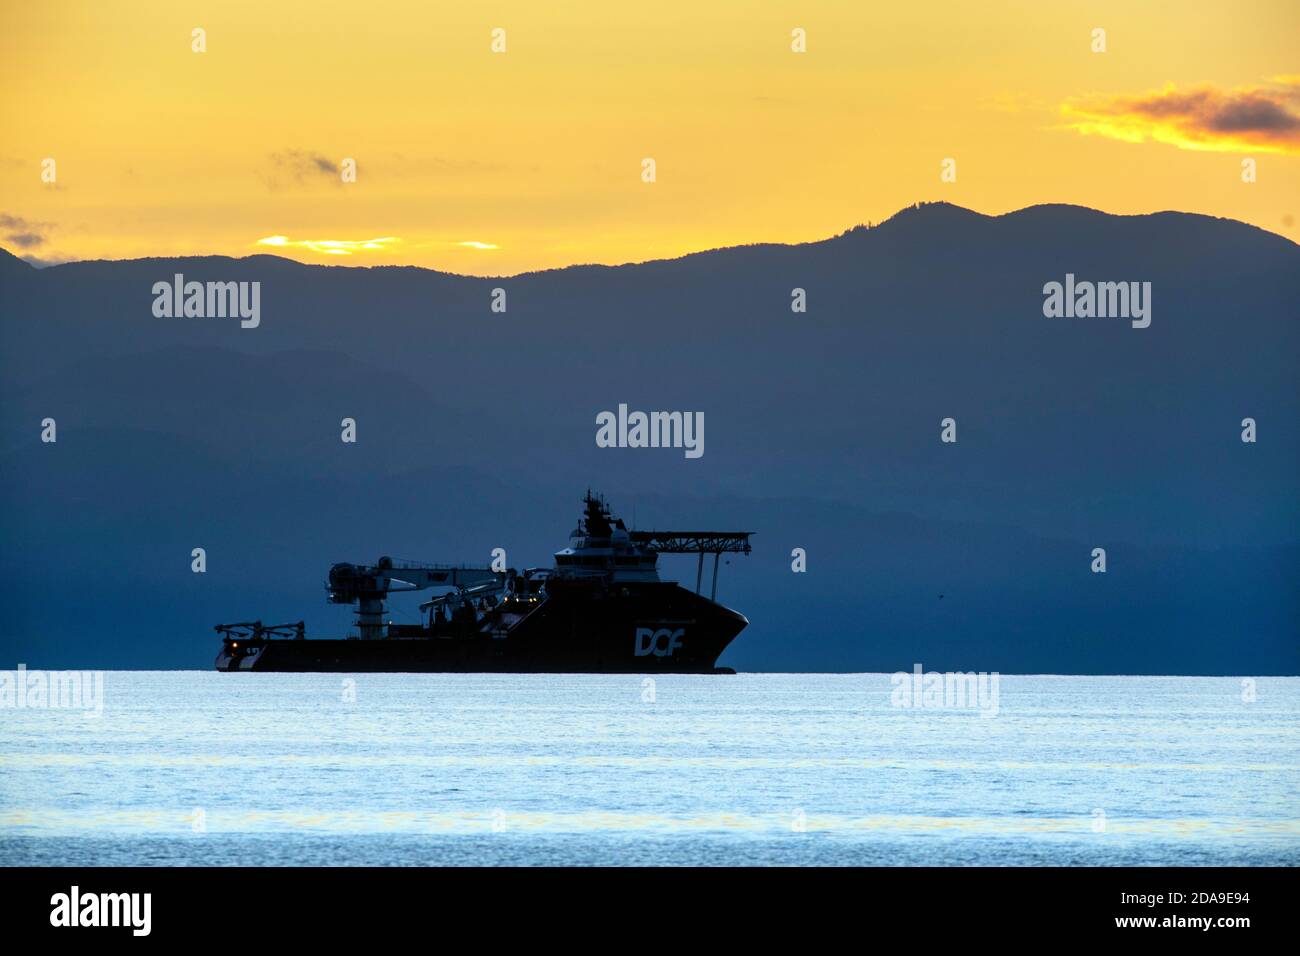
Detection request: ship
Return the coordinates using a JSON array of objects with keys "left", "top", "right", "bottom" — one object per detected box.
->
[{"left": 214, "top": 492, "right": 752, "bottom": 673}]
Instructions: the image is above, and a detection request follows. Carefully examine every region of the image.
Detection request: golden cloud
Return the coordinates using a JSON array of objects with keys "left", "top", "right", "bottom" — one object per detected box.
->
[
  {"left": 1061, "top": 78, "right": 1300, "bottom": 154},
  {"left": 255, "top": 235, "right": 401, "bottom": 256}
]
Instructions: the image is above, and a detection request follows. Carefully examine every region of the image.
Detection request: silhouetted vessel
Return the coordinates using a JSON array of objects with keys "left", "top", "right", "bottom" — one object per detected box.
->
[{"left": 214, "top": 492, "right": 752, "bottom": 673}]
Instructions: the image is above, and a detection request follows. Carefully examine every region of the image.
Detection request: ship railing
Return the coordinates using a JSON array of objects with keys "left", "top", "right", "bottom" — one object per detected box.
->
[
  {"left": 214, "top": 620, "right": 305, "bottom": 640},
  {"left": 384, "top": 558, "right": 500, "bottom": 571},
  {"left": 627, "top": 531, "right": 753, "bottom": 554}
]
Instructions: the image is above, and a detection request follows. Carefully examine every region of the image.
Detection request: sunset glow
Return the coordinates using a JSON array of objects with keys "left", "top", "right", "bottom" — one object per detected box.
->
[{"left": 2, "top": 1, "right": 1297, "bottom": 274}]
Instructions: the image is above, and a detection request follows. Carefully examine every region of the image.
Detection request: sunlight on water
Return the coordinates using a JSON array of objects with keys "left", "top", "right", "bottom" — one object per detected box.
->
[{"left": 1, "top": 673, "right": 1296, "bottom": 865}]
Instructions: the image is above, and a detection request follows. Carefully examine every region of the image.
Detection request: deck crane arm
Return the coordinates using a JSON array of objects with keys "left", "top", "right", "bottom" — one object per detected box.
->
[{"left": 327, "top": 556, "right": 508, "bottom": 639}]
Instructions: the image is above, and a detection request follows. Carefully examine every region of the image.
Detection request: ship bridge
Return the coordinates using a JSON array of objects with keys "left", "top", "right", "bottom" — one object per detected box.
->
[{"left": 554, "top": 493, "right": 753, "bottom": 599}]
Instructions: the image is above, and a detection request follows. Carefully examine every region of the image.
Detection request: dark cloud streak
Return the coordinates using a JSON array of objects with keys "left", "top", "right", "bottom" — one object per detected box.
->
[
  {"left": 265, "top": 150, "right": 341, "bottom": 190},
  {"left": 0, "top": 213, "right": 53, "bottom": 249},
  {"left": 1063, "top": 79, "right": 1300, "bottom": 153}
]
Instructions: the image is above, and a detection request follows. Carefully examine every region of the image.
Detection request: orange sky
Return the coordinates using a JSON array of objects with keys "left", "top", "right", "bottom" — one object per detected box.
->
[{"left": 1, "top": 1, "right": 1297, "bottom": 275}]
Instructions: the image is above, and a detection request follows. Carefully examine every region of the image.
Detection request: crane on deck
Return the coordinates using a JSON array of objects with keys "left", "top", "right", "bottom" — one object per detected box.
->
[{"left": 326, "top": 557, "right": 507, "bottom": 640}]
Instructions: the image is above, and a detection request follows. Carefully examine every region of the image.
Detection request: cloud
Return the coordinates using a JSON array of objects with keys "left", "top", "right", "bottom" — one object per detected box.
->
[
  {"left": 1060, "top": 78, "right": 1300, "bottom": 154},
  {"left": 265, "top": 150, "right": 342, "bottom": 189},
  {"left": 0, "top": 213, "right": 54, "bottom": 248},
  {"left": 255, "top": 235, "right": 400, "bottom": 256}
]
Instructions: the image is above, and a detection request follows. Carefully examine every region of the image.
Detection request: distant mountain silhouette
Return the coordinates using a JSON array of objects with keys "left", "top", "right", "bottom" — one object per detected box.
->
[
  {"left": 0, "top": 247, "right": 34, "bottom": 279},
  {"left": 1, "top": 202, "right": 1296, "bottom": 672}
]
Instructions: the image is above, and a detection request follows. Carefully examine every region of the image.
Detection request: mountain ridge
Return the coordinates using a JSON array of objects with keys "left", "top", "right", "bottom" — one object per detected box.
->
[
  {"left": 5, "top": 201, "right": 1295, "bottom": 282},
  {"left": 1, "top": 200, "right": 1295, "bottom": 671}
]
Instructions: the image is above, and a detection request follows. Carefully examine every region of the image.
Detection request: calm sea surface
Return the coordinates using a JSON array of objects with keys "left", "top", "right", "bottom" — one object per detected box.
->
[{"left": 1, "top": 673, "right": 1296, "bottom": 866}]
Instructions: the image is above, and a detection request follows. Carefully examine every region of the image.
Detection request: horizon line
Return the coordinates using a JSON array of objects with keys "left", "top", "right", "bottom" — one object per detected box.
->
[{"left": 6, "top": 199, "right": 1296, "bottom": 279}]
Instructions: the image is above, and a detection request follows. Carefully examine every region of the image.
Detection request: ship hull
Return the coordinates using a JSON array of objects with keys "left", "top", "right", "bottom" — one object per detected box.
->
[{"left": 215, "top": 582, "right": 746, "bottom": 673}]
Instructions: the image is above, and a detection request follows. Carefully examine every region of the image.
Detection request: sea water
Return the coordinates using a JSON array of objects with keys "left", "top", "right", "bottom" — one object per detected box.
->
[{"left": 0, "top": 673, "right": 1296, "bottom": 866}]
